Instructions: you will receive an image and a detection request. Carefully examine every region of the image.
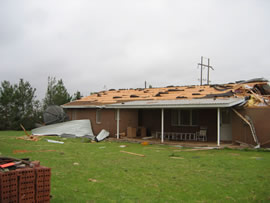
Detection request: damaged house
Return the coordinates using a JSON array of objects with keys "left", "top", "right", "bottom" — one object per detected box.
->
[{"left": 62, "top": 79, "right": 270, "bottom": 148}]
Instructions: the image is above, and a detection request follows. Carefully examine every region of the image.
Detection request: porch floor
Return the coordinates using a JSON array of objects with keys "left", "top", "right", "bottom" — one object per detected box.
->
[{"left": 108, "top": 137, "right": 234, "bottom": 148}]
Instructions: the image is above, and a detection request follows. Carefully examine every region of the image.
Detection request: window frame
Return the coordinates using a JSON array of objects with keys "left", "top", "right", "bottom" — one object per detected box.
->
[
  {"left": 171, "top": 109, "right": 198, "bottom": 126},
  {"left": 96, "top": 109, "right": 101, "bottom": 124}
]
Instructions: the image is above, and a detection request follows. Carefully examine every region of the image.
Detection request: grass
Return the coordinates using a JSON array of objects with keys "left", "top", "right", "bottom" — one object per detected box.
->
[{"left": 1, "top": 131, "right": 270, "bottom": 202}]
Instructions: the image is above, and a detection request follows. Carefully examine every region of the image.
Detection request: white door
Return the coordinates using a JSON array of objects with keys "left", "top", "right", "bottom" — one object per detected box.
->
[{"left": 220, "top": 109, "right": 232, "bottom": 141}]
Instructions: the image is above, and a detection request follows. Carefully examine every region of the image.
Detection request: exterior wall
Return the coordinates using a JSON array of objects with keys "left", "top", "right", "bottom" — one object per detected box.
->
[
  {"left": 232, "top": 107, "right": 270, "bottom": 147},
  {"left": 139, "top": 108, "right": 217, "bottom": 141},
  {"left": 66, "top": 108, "right": 138, "bottom": 136},
  {"left": 66, "top": 107, "right": 226, "bottom": 142}
]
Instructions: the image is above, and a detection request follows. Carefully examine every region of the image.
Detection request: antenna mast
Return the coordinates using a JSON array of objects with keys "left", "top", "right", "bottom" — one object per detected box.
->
[{"left": 198, "top": 56, "right": 214, "bottom": 85}]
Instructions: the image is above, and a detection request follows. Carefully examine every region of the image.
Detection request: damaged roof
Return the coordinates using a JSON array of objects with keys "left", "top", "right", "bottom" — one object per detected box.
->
[{"left": 63, "top": 79, "right": 270, "bottom": 108}]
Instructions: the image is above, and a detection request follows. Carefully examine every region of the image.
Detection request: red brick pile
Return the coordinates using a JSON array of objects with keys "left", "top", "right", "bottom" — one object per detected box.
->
[{"left": 0, "top": 162, "right": 51, "bottom": 203}]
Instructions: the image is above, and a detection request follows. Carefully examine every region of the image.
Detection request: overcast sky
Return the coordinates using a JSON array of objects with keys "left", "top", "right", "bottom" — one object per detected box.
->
[{"left": 0, "top": 0, "right": 269, "bottom": 99}]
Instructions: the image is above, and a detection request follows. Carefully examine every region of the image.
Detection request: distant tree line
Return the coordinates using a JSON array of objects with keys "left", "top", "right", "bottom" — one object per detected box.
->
[{"left": 0, "top": 77, "right": 82, "bottom": 130}]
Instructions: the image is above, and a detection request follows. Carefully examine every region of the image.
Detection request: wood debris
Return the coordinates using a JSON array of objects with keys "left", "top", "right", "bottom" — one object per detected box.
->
[
  {"left": 88, "top": 178, "right": 98, "bottom": 182},
  {"left": 120, "top": 150, "right": 145, "bottom": 157},
  {"left": 170, "top": 157, "right": 184, "bottom": 159}
]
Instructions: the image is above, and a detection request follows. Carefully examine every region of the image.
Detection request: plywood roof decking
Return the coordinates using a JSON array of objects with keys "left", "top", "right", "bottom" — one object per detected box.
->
[{"left": 63, "top": 81, "right": 269, "bottom": 107}]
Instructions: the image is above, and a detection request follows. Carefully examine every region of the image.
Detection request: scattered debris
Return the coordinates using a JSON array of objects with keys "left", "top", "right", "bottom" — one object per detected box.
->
[
  {"left": 32, "top": 119, "right": 95, "bottom": 139},
  {"left": 142, "top": 136, "right": 154, "bottom": 140},
  {"left": 99, "top": 146, "right": 106, "bottom": 149},
  {"left": 170, "top": 157, "right": 184, "bottom": 160},
  {"left": 95, "top": 129, "right": 110, "bottom": 142},
  {"left": 88, "top": 178, "right": 98, "bottom": 182},
  {"left": 141, "top": 142, "right": 149, "bottom": 146},
  {"left": 73, "top": 162, "right": 79, "bottom": 166},
  {"left": 119, "top": 145, "right": 127, "bottom": 148},
  {"left": 16, "top": 135, "right": 39, "bottom": 141},
  {"left": 251, "top": 157, "right": 263, "bottom": 160},
  {"left": 47, "top": 139, "right": 64, "bottom": 144},
  {"left": 13, "top": 149, "right": 57, "bottom": 154},
  {"left": 120, "top": 151, "right": 145, "bottom": 157},
  {"left": 179, "top": 148, "right": 215, "bottom": 152},
  {"left": 13, "top": 150, "right": 30, "bottom": 154},
  {"left": 20, "top": 124, "right": 31, "bottom": 137}
]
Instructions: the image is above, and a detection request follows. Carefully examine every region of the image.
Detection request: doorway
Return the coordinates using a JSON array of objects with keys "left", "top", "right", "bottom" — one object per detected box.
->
[{"left": 220, "top": 108, "right": 232, "bottom": 141}]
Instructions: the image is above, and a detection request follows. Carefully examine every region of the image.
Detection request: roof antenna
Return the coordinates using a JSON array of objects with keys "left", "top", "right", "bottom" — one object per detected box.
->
[
  {"left": 145, "top": 81, "right": 147, "bottom": 89},
  {"left": 198, "top": 56, "right": 214, "bottom": 85}
]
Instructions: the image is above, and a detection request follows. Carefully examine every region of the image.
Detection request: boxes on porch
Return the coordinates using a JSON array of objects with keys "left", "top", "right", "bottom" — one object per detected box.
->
[
  {"left": 137, "top": 127, "right": 146, "bottom": 137},
  {"left": 127, "top": 127, "right": 137, "bottom": 138}
]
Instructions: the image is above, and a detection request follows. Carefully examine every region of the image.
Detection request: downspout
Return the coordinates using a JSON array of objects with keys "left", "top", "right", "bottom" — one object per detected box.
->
[
  {"left": 161, "top": 108, "right": 164, "bottom": 143},
  {"left": 116, "top": 109, "right": 120, "bottom": 139},
  {"left": 232, "top": 108, "right": 260, "bottom": 148},
  {"left": 217, "top": 108, "right": 220, "bottom": 147}
]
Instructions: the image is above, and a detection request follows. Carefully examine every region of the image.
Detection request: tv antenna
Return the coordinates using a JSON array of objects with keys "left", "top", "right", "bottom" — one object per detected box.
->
[{"left": 198, "top": 56, "right": 214, "bottom": 85}]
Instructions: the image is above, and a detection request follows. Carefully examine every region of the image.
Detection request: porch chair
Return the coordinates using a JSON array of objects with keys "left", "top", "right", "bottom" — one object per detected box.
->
[{"left": 196, "top": 127, "right": 207, "bottom": 141}]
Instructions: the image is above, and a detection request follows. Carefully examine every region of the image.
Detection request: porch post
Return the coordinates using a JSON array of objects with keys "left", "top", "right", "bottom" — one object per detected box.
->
[
  {"left": 161, "top": 108, "right": 164, "bottom": 143},
  {"left": 116, "top": 109, "right": 120, "bottom": 139},
  {"left": 217, "top": 108, "right": 220, "bottom": 146}
]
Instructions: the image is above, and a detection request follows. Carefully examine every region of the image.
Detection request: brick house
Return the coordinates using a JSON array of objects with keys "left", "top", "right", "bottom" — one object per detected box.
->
[{"left": 62, "top": 79, "right": 270, "bottom": 147}]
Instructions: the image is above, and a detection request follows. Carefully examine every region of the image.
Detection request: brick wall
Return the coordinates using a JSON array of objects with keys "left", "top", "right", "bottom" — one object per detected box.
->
[
  {"left": 66, "top": 108, "right": 138, "bottom": 136},
  {"left": 232, "top": 107, "right": 270, "bottom": 147}
]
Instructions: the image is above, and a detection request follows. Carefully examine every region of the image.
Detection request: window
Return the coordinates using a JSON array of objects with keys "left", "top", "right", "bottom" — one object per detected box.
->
[
  {"left": 96, "top": 109, "right": 101, "bottom": 124},
  {"left": 171, "top": 109, "right": 198, "bottom": 126}
]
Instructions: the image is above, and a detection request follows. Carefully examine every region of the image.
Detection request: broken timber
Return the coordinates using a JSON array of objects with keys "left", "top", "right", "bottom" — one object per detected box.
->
[
  {"left": 232, "top": 108, "right": 260, "bottom": 147},
  {"left": 120, "top": 151, "right": 145, "bottom": 157}
]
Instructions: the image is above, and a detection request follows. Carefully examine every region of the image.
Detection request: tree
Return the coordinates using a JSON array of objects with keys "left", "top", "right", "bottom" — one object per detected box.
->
[
  {"left": 0, "top": 81, "right": 16, "bottom": 129},
  {"left": 0, "top": 79, "right": 41, "bottom": 130},
  {"left": 43, "top": 77, "right": 72, "bottom": 109},
  {"left": 13, "top": 79, "right": 41, "bottom": 129},
  {"left": 72, "top": 91, "right": 83, "bottom": 101}
]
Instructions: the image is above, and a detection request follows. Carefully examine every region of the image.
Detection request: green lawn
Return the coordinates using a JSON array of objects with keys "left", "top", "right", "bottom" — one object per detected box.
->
[{"left": 1, "top": 131, "right": 270, "bottom": 202}]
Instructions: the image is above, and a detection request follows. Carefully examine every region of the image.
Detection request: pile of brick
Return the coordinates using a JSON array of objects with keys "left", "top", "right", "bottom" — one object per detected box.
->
[{"left": 0, "top": 159, "right": 51, "bottom": 203}]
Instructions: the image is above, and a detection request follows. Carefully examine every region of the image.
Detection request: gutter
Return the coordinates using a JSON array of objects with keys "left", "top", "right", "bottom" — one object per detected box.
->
[{"left": 62, "top": 98, "right": 245, "bottom": 109}]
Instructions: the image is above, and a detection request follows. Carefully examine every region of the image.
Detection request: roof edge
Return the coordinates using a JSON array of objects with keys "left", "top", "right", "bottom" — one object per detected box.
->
[{"left": 62, "top": 98, "right": 245, "bottom": 109}]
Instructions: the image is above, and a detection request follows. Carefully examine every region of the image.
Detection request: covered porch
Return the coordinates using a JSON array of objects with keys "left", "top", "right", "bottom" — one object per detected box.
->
[{"left": 109, "top": 98, "right": 244, "bottom": 147}]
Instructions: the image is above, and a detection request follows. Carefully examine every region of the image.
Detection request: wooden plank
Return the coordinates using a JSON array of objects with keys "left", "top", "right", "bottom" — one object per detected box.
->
[
  {"left": 20, "top": 124, "right": 30, "bottom": 137},
  {"left": 120, "top": 150, "right": 145, "bottom": 157}
]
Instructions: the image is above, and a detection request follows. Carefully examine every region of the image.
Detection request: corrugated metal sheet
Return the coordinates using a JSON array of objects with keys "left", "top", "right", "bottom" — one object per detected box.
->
[{"left": 32, "top": 119, "right": 95, "bottom": 138}]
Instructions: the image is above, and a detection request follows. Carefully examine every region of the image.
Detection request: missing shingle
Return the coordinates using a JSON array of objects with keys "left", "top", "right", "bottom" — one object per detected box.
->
[
  {"left": 168, "top": 89, "right": 185, "bottom": 92},
  {"left": 113, "top": 96, "right": 122, "bottom": 99},
  {"left": 130, "top": 95, "right": 139, "bottom": 98},
  {"left": 186, "top": 86, "right": 195, "bottom": 89},
  {"left": 176, "top": 96, "right": 187, "bottom": 99}
]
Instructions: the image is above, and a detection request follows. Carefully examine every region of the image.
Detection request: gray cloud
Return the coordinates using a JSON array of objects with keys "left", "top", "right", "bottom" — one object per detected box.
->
[{"left": 0, "top": 0, "right": 269, "bottom": 99}]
